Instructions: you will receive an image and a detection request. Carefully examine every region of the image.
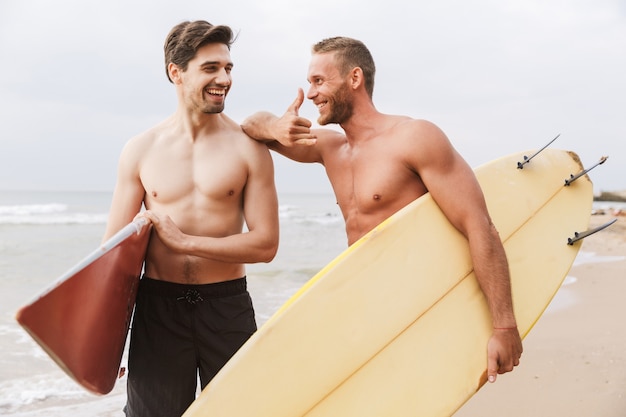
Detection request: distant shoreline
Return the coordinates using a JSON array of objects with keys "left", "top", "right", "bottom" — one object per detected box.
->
[{"left": 594, "top": 190, "right": 626, "bottom": 202}]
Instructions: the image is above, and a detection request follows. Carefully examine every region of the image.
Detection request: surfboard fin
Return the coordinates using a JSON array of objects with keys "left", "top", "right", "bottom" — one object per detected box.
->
[
  {"left": 517, "top": 134, "right": 560, "bottom": 169},
  {"left": 564, "top": 156, "right": 609, "bottom": 186},
  {"left": 567, "top": 218, "right": 618, "bottom": 245}
]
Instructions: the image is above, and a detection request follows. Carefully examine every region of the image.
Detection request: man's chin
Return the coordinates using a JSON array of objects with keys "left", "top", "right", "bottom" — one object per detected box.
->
[
  {"left": 317, "top": 114, "right": 334, "bottom": 126},
  {"left": 203, "top": 105, "right": 225, "bottom": 114}
]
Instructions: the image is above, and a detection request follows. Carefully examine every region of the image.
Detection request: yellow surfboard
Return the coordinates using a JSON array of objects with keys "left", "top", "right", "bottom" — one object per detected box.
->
[{"left": 183, "top": 148, "right": 593, "bottom": 417}]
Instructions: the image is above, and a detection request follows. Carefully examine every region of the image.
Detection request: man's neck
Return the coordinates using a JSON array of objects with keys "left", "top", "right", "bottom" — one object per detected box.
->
[
  {"left": 340, "top": 104, "right": 382, "bottom": 144},
  {"left": 175, "top": 108, "right": 226, "bottom": 141}
]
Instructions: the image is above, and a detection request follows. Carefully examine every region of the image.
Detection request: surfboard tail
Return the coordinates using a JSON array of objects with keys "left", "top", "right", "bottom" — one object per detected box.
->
[{"left": 15, "top": 220, "right": 151, "bottom": 394}]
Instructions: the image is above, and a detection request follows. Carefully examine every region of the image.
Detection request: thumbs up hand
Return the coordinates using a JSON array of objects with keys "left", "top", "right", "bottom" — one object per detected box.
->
[{"left": 271, "top": 88, "right": 317, "bottom": 147}]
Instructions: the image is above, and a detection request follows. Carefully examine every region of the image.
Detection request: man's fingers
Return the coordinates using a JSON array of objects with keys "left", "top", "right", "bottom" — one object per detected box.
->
[
  {"left": 140, "top": 210, "right": 160, "bottom": 225},
  {"left": 486, "top": 349, "right": 503, "bottom": 383},
  {"left": 487, "top": 353, "right": 520, "bottom": 383},
  {"left": 487, "top": 358, "right": 498, "bottom": 383},
  {"left": 277, "top": 88, "right": 314, "bottom": 147},
  {"left": 286, "top": 88, "right": 305, "bottom": 116}
]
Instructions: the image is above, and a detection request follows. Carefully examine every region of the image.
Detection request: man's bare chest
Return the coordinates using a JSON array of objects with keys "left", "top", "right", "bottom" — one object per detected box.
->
[{"left": 140, "top": 146, "right": 248, "bottom": 204}]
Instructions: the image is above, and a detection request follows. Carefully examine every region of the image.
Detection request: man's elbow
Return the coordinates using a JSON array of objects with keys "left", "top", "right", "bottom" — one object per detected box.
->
[
  {"left": 258, "top": 246, "right": 278, "bottom": 263},
  {"left": 257, "top": 237, "right": 279, "bottom": 263}
]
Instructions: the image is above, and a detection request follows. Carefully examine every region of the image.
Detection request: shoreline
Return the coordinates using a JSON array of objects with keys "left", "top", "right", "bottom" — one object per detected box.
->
[
  {"left": 455, "top": 213, "right": 626, "bottom": 416},
  {"left": 594, "top": 190, "right": 626, "bottom": 203}
]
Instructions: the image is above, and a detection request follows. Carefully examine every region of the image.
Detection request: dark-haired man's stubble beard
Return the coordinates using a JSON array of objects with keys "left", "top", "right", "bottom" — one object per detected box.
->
[
  {"left": 184, "top": 96, "right": 226, "bottom": 115},
  {"left": 317, "top": 82, "right": 353, "bottom": 126},
  {"left": 201, "top": 103, "right": 225, "bottom": 114},
  {"left": 200, "top": 92, "right": 226, "bottom": 114},
  {"left": 193, "top": 85, "right": 227, "bottom": 114}
]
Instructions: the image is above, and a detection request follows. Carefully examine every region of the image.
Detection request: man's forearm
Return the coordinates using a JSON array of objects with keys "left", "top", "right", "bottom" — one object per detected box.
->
[
  {"left": 241, "top": 112, "right": 280, "bottom": 142},
  {"left": 470, "top": 228, "right": 517, "bottom": 328}
]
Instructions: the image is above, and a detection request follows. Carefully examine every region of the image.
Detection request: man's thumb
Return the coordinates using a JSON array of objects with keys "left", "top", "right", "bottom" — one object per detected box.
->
[{"left": 287, "top": 88, "right": 304, "bottom": 115}]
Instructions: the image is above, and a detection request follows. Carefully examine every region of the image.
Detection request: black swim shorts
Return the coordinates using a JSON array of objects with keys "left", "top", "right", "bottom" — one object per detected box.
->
[{"left": 124, "top": 276, "right": 257, "bottom": 417}]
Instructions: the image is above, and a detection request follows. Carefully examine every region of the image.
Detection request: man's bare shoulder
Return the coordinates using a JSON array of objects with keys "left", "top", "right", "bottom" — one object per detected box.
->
[
  {"left": 236, "top": 118, "right": 271, "bottom": 146},
  {"left": 393, "top": 117, "right": 445, "bottom": 136},
  {"left": 125, "top": 117, "right": 174, "bottom": 150},
  {"left": 377, "top": 116, "right": 456, "bottom": 170},
  {"left": 233, "top": 118, "right": 277, "bottom": 163},
  {"left": 115, "top": 119, "right": 179, "bottom": 173},
  {"left": 388, "top": 117, "right": 451, "bottom": 150}
]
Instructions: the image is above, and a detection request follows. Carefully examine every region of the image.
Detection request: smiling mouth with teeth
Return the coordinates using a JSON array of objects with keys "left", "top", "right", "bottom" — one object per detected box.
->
[
  {"left": 313, "top": 100, "right": 328, "bottom": 109},
  {"left": 316, "top": 101, "right": 327, "bottom": 110},
  {"left": 206, "top": 88, "right": 226, "bottom": 97}
]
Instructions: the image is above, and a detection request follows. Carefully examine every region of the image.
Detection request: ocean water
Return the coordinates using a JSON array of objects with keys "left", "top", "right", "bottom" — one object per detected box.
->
[
  {"left": 0, "top": 191, "right": 624, "bottom": 416},
  {"left": 0, "top": 190, "right": 345, "bottom": 416}
]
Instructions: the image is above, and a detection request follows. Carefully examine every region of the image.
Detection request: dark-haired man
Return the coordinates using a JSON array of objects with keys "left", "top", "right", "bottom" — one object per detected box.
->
[
  {"left": 103, "top": 20, "right": 279, "bottom": 416},
  {"left": 242, "top": 36, "right": 522, "bottom": 384}
]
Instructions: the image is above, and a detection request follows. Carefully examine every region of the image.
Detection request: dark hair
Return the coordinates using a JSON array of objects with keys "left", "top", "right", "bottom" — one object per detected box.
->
[
  {"left": 312, "top": 37, "right": 376, "bottom": 98},
  {"left": 164, "top": 20, "right": 235, "bottom": 83}
]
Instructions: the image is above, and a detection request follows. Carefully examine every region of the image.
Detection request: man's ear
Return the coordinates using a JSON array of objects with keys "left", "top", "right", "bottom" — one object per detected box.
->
[
  {"left": 168, "top": 63, "right": 182, "bottom": 84},
  {"left": 350, "top": 67, "right": 364, "bottom": 90}
]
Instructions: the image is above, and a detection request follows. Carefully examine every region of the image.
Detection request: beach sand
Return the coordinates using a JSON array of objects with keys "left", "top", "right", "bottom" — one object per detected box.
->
[{"left": 455, "top": 213, "right": 626, "bottom": 417}]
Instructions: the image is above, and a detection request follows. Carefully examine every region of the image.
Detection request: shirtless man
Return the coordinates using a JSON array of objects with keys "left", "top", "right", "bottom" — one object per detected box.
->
[
  {"left": 242, "top": 36, "right": 522, "bottom": 383},
  {"left": 103, "top": 21, "right": 279, "bottom": 417}
]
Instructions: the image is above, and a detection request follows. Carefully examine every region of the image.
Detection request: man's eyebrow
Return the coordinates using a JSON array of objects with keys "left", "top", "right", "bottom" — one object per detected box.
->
[{"left": 199, "top": 60, "right": 234, "bottom": 68}]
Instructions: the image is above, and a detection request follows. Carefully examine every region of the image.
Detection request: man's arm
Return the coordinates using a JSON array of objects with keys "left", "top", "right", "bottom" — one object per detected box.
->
[
  {"left": 407, "top": 120, "right": 523, "bottom": 383},
  {"left": 242, "top": 89, "right": 322, "bottom": 163},
  {"left": 102, "top": 139, "right": 146, "bottom": 242}
]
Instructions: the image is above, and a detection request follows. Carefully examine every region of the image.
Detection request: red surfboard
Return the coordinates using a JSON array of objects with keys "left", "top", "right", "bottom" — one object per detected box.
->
[{"left": 16, "top": 218, "right": 151, "bottom": 395}]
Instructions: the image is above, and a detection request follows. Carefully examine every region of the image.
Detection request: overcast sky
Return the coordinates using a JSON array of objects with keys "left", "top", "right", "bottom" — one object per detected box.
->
[{"left": 1, "top": 0, "right": 624, "bottom": 194}]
